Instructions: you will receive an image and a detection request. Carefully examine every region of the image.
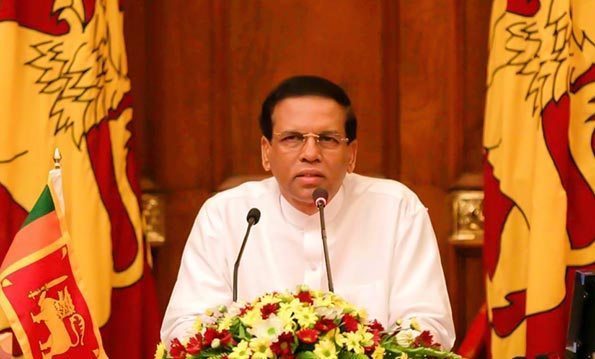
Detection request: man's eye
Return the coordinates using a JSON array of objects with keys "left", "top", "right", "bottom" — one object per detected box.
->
[
  {"left": 319, "top": 135, "right": 338, "bottom": 143},
  {"left": 281, "top": 134, "right": 302, "bottom": 142}
]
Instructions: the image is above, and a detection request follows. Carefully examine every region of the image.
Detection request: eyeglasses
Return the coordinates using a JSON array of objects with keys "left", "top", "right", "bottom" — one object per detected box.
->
[{"left": 273, "top": 131, "right": 349, "bottom": 150}]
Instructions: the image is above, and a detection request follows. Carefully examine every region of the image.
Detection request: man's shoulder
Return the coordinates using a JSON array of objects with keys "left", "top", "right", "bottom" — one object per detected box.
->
[
  {"left": 345, "top": 173, "right": 424, "bottom": 211},
  {"left": 206, "top": 177, "right": 277, "bottom": 206}
]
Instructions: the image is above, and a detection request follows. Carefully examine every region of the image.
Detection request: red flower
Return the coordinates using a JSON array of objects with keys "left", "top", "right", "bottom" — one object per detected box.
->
[
  {"left": 271, "top": 332, "right": 295, "bottom": 356},
  {"left": 314, "top": 318, "right": 337, "bottom": 333},
  {"left": 368, "top": 319, "right": 385, "bottom": 333},
  {"left": 219, "top": 329, "right": 235, "bottom": 346},
  {"left": 239, "top": 303, "right": 253, "bottom": 316},
  {"left": 341, "top": 314, "right": 359, "bottom": 332},
  {"left": 203, "top": 328, "right": 218, "bottom": 347},
  {"left": 296, "top": 328, "right": 319, "bottom": 344},
  {"left": 296, "top": 291, "right": 313, "bottom": 304},
  {"left": 169, "top": 338, "right": 187, "bottom": 359},
  {"left": 186, "top": 333, "right": 203, "bottom": 354},
  {"left": 366, "top": 319, "right": 383, "bottom": 347},
  {"left": 412, "top": 330, "right": 435, "bottom": 348},
  {"left": 364, "top": 344, "right": 377, "bottom": 355},
  {"left": 261, "top": 303, "right": 280, "bottom": 319},
  {"left": 203, "top": 328, "right": 235, "bottom": 348}
]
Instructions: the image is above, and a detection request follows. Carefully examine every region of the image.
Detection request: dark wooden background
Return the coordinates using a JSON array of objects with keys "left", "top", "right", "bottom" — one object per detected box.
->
[{"left": 123, "top": 0, "right": 491, "bottom": 346}]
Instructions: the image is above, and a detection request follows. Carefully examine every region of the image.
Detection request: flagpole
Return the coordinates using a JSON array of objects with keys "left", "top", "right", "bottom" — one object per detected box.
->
[{"left": 53, "top": 148, "right": 62, "bottom": 169}]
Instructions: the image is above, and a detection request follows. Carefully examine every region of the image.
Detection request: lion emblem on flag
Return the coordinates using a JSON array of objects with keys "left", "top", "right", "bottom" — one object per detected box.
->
[{"left": 0, "top": 0, "right": 144, "bottom": 331}]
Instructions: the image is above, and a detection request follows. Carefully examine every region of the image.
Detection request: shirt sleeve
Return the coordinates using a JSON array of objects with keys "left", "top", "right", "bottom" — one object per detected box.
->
[
  {"left": 388, "top": 205, "right": 456, "bottom": 350},
  {"left": 160, "top": 201, "right": 232, "bottom": 346}
]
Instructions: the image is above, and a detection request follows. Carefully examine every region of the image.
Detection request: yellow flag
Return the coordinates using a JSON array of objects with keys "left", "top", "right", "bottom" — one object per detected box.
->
[{"left": 484, "top": 0, "right": 595, "bottom": 357}]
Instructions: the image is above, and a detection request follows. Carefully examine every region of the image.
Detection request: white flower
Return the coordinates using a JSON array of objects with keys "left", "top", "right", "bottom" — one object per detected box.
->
[
  {"left": 227, "top": 301, "right": 247, "bottom": 318},
  {"left": 400, "top": 317, "right": 421, "bottom": 331},
  {"left": 247, "top": 315, "right": 285, "bottom": 341},
  {"left": 396, "top": 329, "right": 421, "bottom": 347},
  {"left": 314, "top": 305, "right": 343, "bottom": 320}
]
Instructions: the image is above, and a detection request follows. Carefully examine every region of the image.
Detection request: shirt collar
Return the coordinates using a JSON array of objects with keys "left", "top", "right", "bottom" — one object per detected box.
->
[{"left": 279, "top": 185, "right": 345, "bottom": 229}]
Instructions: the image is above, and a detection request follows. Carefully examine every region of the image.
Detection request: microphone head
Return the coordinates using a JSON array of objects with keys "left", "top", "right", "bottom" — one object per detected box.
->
[
  {"left": 246, "top": 208, "right": 261, "bottom": 225},
  {"left": 312, "top": 188, "right": 329, "bottom": 208}
]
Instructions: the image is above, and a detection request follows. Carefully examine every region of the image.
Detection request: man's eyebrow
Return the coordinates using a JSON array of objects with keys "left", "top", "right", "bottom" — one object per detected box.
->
[{"left": 318, "top": 130, "right": 342, "bottom": 135}]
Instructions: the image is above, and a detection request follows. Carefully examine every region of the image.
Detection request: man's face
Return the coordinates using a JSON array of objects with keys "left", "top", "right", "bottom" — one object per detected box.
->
[{"left": 261, "top": 96, "right": 358, "bottom": 214}]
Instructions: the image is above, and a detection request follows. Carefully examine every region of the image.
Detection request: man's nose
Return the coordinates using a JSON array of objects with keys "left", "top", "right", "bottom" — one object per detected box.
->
[{"left": 299, "top": 137, "right": 322, "bottom": 162}]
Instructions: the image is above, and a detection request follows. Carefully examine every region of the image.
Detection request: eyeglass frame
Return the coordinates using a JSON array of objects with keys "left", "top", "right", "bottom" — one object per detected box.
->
[{"left": 271, "top": 131, "right": 350, "bottom": 150}]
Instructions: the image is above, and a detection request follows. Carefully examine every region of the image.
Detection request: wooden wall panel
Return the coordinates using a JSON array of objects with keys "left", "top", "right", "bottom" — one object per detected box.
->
[
  {"left": 122, "top": 0, "right": 148, "bottom": 177},
  {"left": 227, "top": 0, "right": 384, "bottom": 178},
  {"left": 124, "top": 0, "right": 492, "bottom": 343},
  {"left": 462, "top": 0, "right": 491, "bottom": 174},
  {"left": 146, "top": 0, "right": 215, "bottom": 190}
]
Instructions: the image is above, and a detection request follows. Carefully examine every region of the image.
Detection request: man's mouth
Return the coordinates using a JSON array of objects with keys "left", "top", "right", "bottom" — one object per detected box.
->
[
  {"left": 296, "top": 170, "right": 324, "bottom": 179},
  {"left": 295, "top": 170, "right": 325, "bottom": 185}
]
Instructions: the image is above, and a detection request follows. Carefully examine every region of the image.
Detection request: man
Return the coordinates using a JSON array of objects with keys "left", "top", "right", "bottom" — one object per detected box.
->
[{"left": 161, "top": 75, "right": 455, "bottom": 349}]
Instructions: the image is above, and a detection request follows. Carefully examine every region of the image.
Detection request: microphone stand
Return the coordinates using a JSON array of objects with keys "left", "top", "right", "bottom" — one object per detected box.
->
[
  {"left": 317, "top": 202, "right": 334, "bottom": 292},
  {"left": 233, "top": 216, "right": 257, "bottom": 302}
]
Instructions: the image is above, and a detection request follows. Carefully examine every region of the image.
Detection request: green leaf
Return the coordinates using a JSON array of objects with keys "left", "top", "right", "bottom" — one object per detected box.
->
[
  {"left": 231, "top": 320, "right": 251, "bottom": 342},
  {"left": 195, "top": 347, "right": 230, "bottom": 359},
  {"left": 296, "top": 351, "right": 318, "bottom": 359},
  {"left": 338, "top": 351, "right": 367, "bottom": 359},
  {"left": 382, "top": 344, "right": 463, "bottom": 359}
]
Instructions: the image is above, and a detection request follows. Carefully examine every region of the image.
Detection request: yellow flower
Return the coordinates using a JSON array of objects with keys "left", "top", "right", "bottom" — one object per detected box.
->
[
  {"left": 356, "top": 308, "right": 368, "bottom": 321},
  {"left": 249, "top": 338, "right": 274, "bottom": 358},
  {"left": 153, "top": 343, "right": 165, "bottom": 359},
  {"left": 321, "top": 328, "right": 338, "bottom": 341},
  {"left": 277, "top": 308, "right": 296, "bottom": 332},
  {"left": 218, "top": 315, "right": 234, "bottom": 331},
  {"left": 410, "top": 317, "right": 421, "bottom": 331},
  {"left": 294, "top": 306, "right": 318, "bottom": 328},
  {"left": 309, "top": 288, "right": 323, "bottom": 299},
  {"left": 313, "top": 294, "right": 333, "bottom": 308},
  {"left": 396, "top": 329, "right": 419, "bottom": 348},
  {"left": 371, "top": 346, "right": 385, "bottom": 359},
  {"left": 277, "top": 291, "right": 295, "bottom": 302},
  {"left": 280, "top": 298, "right": 304, "bottom": 315},
  {"left": 259, "top": 293, "right": 282, "bottom": 305},
  {"left": 313, "top": 338, "right": 337, "bottom": 359},
  {"left": 229, "top": 341, "right": 252, "bottom": 359},
  {"left": 357, "top": 328, "right": 374, "bottom": 348},
  {"left": 341, "top": 332, "right": 365, "bottom": 354},
  {"left": 240, "top": 307, "right": 262, "bottom": 327},
  {"left": 192, "top": 316, "right": 203, "bottom": 333}
]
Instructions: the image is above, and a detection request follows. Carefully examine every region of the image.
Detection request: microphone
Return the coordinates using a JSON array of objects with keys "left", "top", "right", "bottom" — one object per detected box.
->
[
  {"left": 313, "top": 188, "right": 328, "bottom": 208},
  {"left": 233, "top": 208, "right": 261, "bottom": 301},
  {"left": 312, "top": 188, "right": 333, "bottom": 292}
]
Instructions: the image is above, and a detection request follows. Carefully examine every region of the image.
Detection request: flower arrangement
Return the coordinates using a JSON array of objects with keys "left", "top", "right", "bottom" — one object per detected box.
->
[{"left": 156, "top": 286, "right": 461, "bottom": 359}]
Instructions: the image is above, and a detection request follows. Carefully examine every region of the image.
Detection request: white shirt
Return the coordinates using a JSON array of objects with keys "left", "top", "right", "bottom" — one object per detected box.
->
[{"left": 161, "top": 173, "right": 455, "bottom": 349}]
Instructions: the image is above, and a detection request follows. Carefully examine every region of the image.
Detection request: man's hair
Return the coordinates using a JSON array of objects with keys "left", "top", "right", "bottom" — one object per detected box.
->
[{"left": 259, "top": 75, "right": 357, "bottom": 142}]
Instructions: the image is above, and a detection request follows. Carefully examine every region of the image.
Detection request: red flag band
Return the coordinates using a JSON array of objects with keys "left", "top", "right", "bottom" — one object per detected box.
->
[{"left": 484, "top": 0, "right": 595, "bottom": 357}]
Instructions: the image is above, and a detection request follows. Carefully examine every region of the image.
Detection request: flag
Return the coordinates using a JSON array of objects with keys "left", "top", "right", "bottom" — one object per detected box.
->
[
  {"left": 484, "top": 0, "right": 595, "bottom": 357},
  {"left": 0, "top": 165, "right": 107, "bottom": 359},
  {"left": 0, "top": 0, "right": 160, "bottom": 357}
]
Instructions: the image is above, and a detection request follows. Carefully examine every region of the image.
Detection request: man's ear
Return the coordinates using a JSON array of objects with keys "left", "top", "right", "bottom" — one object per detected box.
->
[
  {"left": 261, "top": 136, "right": 271, "bottom": 171},
  {"left": 347, "top": 139, "right": 358, "bottom": 173}
]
